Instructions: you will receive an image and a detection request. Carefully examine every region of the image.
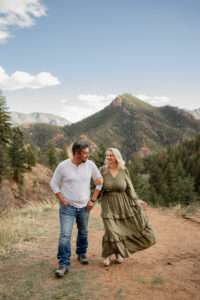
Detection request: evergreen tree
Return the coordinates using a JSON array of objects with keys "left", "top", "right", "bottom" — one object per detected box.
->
[
  {"left": 25, "top": 144, "right": 36, "bottom": 170},
  {"left": 59, "top": 146, "right": 68, "bottom": 162},
  {"left": 48, "top": 145, "right": 58, "bottom": 170},
  {"left": 90, "top": 142, "right": 107, "bottom": 168},
  {"left": 149, "top": 164, "right": 164, "bottom": 195},
  {"left": 8, "top": 127, "right": 27, "bottom": 182},
  {"left": 177, "top": 175, "right": 196, "bottom": 205},
  {"left": 0, "top": 92, "right": 12, "bottom": 186},
  {"left": 164, "top": 162, "right": 178, "bottom": 205}
]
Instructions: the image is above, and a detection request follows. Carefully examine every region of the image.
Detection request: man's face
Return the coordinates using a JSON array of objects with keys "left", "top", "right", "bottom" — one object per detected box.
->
[{"left": 77, "top": 147, "right": 89, "bottom": 163}]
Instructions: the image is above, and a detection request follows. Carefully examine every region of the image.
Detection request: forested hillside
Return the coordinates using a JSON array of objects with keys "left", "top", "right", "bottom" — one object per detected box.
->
[
  {"left": 128, "top": 134, "right": 200, "bottom": 206},
  {"left": 20, "top": 94, "right": 200, "bottom": 161}
]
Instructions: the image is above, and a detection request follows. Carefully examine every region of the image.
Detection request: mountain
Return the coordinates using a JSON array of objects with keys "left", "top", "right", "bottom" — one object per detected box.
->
[
  {"left": 10, "top": 112, "right": 71, "bottom": 126},
  {"left": 62, "top": 94, "right": 200, "bottom": 160},
  {"left": 185, "top": 108, "right": 200, "bottom": 120},
  {"left": 21, "top": 94, "right": 200, "bottom": 161}
]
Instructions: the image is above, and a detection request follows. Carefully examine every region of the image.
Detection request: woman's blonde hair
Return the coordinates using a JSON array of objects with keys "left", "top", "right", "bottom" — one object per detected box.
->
[{"left": 104, "top": 148, "right": 125, "bottom": 170}]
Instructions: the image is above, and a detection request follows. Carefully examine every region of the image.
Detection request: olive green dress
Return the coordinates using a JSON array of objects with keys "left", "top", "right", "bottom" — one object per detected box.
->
[{"left": 100, "top": 167, "right": 156, "bottom": 258}]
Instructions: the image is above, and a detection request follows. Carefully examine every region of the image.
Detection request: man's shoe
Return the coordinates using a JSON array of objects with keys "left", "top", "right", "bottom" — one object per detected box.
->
[
  {"left": 78, "top": 255, "right": 89, "bottom": 264},
  {"left": 55, "top": 266, "right": 69, "bottom": 278}
]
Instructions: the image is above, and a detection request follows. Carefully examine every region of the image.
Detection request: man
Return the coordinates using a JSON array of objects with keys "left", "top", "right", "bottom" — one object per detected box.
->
[{"left": 50, "top": 141, "right": 103, "bottom": 277}]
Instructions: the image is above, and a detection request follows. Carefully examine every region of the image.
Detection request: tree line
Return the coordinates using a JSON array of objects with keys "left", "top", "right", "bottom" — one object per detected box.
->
[
  {"left": 127, "top": 135, "right": 200, "bottom": 206},
  {"left": 0, "top": 92, "right": 68, "bottom": 192}
]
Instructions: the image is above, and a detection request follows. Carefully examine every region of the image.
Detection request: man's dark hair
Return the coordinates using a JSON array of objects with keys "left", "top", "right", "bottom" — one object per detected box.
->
[{"left": 72, "top": 141, "right": 89, "bottom": 155}]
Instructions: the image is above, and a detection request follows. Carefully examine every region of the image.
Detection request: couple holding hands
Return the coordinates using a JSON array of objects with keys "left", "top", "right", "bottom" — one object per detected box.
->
[{"left": 50, "top": 141, "right": 156, "bottom": 278}]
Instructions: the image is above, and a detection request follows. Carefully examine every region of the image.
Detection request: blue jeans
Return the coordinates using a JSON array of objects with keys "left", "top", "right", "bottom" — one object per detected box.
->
[{"left": 57, "top": 205, "right": 90, "bottom": 268}]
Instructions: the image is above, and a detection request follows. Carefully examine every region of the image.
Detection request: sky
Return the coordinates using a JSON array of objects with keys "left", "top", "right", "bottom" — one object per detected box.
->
[{"left": 0, "top": 0, "right": 200, "bottom": 123}]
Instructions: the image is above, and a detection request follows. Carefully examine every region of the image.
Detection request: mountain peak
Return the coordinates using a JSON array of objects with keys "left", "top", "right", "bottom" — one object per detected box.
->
[{"left": 111, "top": 93, "right": 154, "bottom": 112}]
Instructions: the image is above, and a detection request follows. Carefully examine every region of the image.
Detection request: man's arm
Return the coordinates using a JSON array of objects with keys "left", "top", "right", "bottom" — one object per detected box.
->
[
  {"left": 93, "top": 177, "right": 103, "bottom": 186},
  {"left": 86, "top": 176, "right": 103, "bottom": 212},
  {"left": 50, "top": 163, "right": 71, "bottom": 206}
]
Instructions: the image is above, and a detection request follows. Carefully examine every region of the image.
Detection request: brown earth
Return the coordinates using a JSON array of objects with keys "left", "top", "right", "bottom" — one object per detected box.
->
[
  {"left": 0, "top": 204, "right": 200, "bottom": 300},
  {"left": 0, "top": 164, "right": 54, "bottom": 214}
]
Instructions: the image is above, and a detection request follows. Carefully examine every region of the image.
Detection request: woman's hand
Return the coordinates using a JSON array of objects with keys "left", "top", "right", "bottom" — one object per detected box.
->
[{"left": 137, "top": 203, "right": 143, "bottom": 209}]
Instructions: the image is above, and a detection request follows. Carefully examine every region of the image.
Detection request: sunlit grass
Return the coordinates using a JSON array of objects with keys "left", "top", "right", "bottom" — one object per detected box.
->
[{"left": 0, "top": 202, "right": 58, "bottom": 260}]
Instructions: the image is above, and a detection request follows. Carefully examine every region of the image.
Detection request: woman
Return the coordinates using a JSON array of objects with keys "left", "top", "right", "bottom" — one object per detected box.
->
[{"left": 100, "top": 148, "right": 156, "bottom": 266}]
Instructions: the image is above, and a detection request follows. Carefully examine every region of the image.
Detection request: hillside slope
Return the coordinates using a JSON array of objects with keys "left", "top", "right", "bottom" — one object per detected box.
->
[
  {"left": 0, "top": 164, "right": 54, "bottom": 214},
  {"left": 63, "top": 94, "right": 200, "bottom": 160},
  {"left": 21, "top": 94, "right": 200, "bottom": 160}
]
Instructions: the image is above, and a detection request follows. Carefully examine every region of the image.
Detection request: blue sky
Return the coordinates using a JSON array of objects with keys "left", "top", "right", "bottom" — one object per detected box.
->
[{"left": 0, "top": 0, "right": 200, "bottom": 123}]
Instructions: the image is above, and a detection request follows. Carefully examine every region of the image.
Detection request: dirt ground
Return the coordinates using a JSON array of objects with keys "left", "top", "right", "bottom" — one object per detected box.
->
[{"left": 0, "top": 205, "right": 200, "bottom": 300}]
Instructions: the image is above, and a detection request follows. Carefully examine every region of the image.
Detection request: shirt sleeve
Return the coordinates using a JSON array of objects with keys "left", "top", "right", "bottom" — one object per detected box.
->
[
  {"left": 50, "top": 163, "right": 63, "bottom": 194},
  {"left": 91, "top": 161, "right": 102, "bottom": 181},
  {"left": 125, "top": 168, "right": 138, "bottom": 205}
]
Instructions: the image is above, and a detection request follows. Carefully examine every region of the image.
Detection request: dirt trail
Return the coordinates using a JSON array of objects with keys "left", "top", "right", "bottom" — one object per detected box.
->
[{"left": 1, "top": 206, "right": 200, "bottom": 300}]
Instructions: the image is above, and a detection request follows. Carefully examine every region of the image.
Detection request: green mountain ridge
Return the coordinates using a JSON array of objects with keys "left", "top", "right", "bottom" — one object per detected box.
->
[{"left": 21, "top": 94, "right": 200, "bottom": 161}]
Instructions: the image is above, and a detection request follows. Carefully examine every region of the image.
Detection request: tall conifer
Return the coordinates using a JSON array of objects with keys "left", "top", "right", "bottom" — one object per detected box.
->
[
  {"left": 0, "top": 92, "right": 11, "bottom": 186},
  {"left": 9, "top": 127, "right": 27, "bottom": 182}
]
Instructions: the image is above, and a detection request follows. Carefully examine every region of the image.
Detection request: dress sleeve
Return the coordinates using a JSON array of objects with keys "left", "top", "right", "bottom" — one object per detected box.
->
[{"left": 125, "top": 168, "right": 138, "bottom": 205}]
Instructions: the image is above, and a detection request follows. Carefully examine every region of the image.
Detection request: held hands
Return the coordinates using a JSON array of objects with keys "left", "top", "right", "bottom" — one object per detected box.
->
[{"left": 86, "top": 200, "right": 95, "bottom": 212}]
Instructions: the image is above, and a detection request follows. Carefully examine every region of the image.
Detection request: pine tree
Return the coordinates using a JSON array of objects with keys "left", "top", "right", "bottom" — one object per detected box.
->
[
  {"left": 164, "top": 162, "right": 178, "bottom": 205},
  {"left": 25, "top": 144, "right": 36, "bottom": 170},
  {"left": 177, "top": 175, "right": 196, "bottom": 205},
  {"left": 48, "top": 145, "right": 58, "bottom": 170},
  {"left": 90, "top": 142, "right": 107, "bottom": 168},
  {"left": 8, "top": 127, "right": 27, "bottom": 182},
  {"left": 0, "top": 91, "right": 12, "bottom": 186},
  {"left": 59, "top": 146, "right": 68, "bottom": 162}
]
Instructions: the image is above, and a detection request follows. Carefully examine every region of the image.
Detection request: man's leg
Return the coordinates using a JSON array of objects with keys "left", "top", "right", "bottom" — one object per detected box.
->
[
  {"left": 76, "top": 206, "right": 90, "bottom": 259},
  {"left": 57, "top": 205, "right": 75, "bottom": 269}
]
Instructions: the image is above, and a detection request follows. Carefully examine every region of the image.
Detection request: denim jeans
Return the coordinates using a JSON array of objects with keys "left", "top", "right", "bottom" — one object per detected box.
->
[{"left": 57, "top": 205, "right": 90, "bottom": 268}]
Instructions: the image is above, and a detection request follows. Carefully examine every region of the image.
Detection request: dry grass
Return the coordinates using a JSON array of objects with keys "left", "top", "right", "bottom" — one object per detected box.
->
[
  {"left": 171, "top": 202, "right": 200, "bottom": 218},
  {"left": 0, "top": 202, "right": 58, "bottom": 260}
]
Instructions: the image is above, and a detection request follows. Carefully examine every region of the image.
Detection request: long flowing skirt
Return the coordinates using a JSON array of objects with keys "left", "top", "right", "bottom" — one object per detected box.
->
[{"left": 101, "top": 192, "right": 156, "bottom": 258}]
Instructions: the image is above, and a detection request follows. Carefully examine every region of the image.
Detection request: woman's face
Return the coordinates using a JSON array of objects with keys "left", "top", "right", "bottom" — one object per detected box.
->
[{"left": 106, "top": 150, "right": 117, "bottom": 165}]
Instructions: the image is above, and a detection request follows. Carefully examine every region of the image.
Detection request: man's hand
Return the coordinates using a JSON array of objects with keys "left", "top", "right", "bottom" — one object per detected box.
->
[
  {"left": 60, "top": 199, "right": 72, "bottom": 206},
  {"left": 56, "top": 192, "right": 72, "bottom": 206},
  {"left": 86, "top": 200, "right": 95, "bottom": 212}
]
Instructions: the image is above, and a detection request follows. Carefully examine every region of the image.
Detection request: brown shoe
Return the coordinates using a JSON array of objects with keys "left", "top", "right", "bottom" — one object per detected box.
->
[
  {"left": 78, "top": 255, "right": 89, "bottom": 264},
  {"left": 55, "top": 266, "right": 69, "bottom": 278}
]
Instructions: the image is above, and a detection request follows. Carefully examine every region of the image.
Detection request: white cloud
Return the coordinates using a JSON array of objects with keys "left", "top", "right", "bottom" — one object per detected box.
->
[
  {"left": 61, "top": 94, "right": 117, "bottom": 123},
  {"left": 62, "top": 105, "right": 96, "bottom": 123},
  {"left": 78, "top": 94, "right": 117, "bottom": 109},
  {"left": 0, "top": 66, "right": 60, "bottom": 90},
  {"left": 136, "top": 94, "right": 170, "bottom": 106},
  {"left": 0, "top": 0, "right": 47, "bottom": 43}
]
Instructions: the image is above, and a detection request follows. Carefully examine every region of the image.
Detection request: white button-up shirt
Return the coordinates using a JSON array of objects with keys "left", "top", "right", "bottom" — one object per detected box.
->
[{"left": 50, "top": 158, "right": 102, "bottom": 208}]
